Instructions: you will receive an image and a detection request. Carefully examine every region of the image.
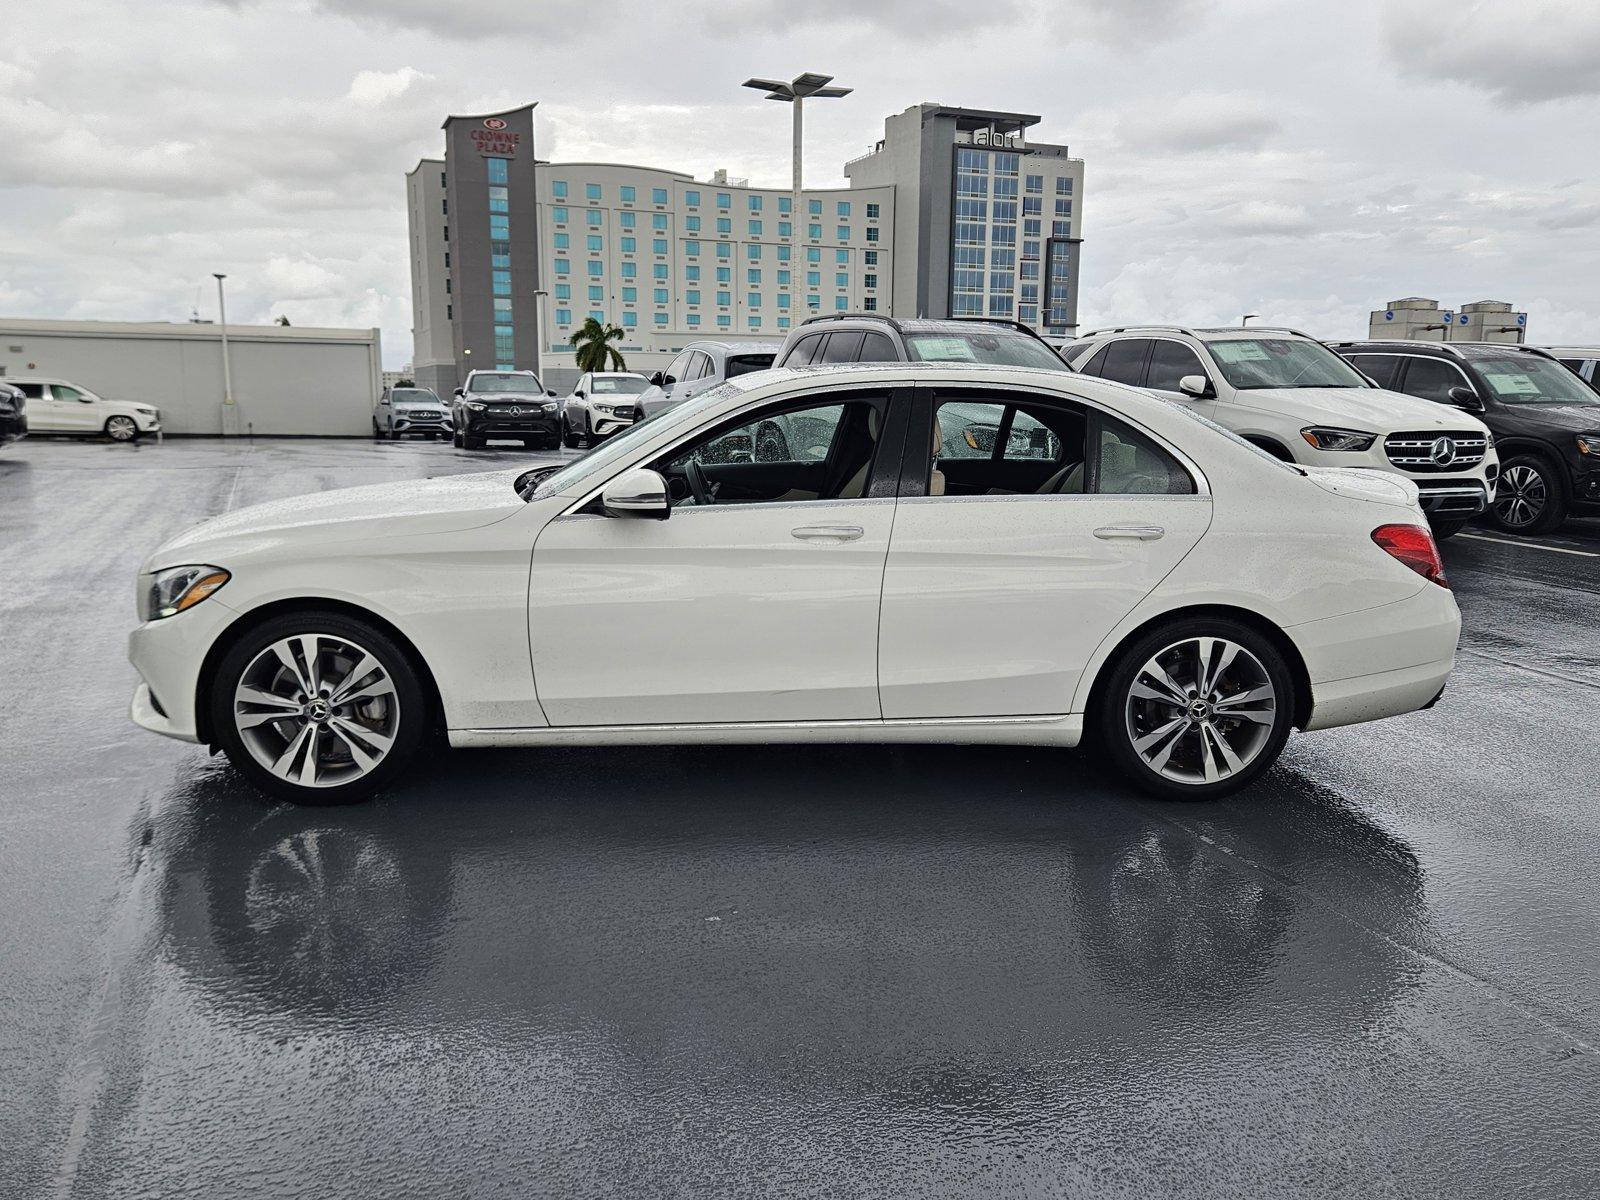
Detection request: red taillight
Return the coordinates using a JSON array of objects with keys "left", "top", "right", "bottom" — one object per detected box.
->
[{"left": 1371, "top": 523, "right": 1448, "bottom": 589}]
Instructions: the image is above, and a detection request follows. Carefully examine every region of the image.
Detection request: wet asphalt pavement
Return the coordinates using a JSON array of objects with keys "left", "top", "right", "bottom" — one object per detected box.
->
[{"left": 3, "top": 435, "right": 1599, "bottom": 1198}]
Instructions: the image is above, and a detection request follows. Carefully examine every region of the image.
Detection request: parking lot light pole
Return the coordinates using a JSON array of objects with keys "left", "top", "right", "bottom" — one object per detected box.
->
[
  {"left": 741, "top": 73, "right": 852, "bottom": 231},
  {"left": 532, "top": 289, "right": 549, "bottom": 382},
  {"left": 214, "top": 273, "right": 237, "bottom": 434}
]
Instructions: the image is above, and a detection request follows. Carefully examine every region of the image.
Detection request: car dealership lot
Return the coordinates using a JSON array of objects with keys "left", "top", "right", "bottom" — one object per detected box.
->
[{"left": 3, "top": 438, "right": 1599, "bottom": 1197}]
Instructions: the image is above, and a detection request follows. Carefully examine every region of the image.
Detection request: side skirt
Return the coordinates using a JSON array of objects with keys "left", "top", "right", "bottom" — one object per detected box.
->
[{"left": 449, "top": 713, "right": 1083, "bottom": 750}]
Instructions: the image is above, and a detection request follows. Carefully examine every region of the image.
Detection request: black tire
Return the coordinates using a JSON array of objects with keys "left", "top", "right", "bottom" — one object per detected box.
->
[
  {"left": 209, "top": 611, "right": 430, "bottom": 806},
  {"left": 464, "top": 433, "right": 485, "bottom": 451},
  {"left": 1096, "top": 616, "right": 1296, "bottom": 801},
  {"left": 562, "top": 417, "right": 582, "bottom": 450},
  {"left": 582, "top": 413, "right": 595, "bottom": 449},
  {"left": 105, "top": 415, "right": 139, "bottom": 443},
  {"left": 389, "top": 428, "right": 401, "bottom": 441},
  {"left": 1487, "top": 453, "right": 1567, "bottom": 535},
  {"left": 1429, "top": 518, "right": 1468, "bottom": 541},
  {"left": 452, "top": 427, "right": 464, "bottom": 449}
]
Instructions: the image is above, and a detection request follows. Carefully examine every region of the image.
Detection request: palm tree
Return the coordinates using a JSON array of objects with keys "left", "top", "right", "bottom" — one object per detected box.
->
[{"left": 568, "top": 317, "right": 626, "bottom": 372}]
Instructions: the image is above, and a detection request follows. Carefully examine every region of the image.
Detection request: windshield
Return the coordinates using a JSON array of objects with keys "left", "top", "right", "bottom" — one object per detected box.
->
[
  {"left": 530, "top": 381, "right": 748, "bottom": 500},
  {"left": 470, "top": 373, "right": 543, "bottom": 393},
  {"left": 590, "top": 377, "right": 649, "bottom": 395},
  {"left": 1207, "top": 339, "right": 1368, "bottom": 390},
  {"left": 904, "top": 332, "right": 1067, "bottom": 371},
  {"left": 391, "top": 388, "right": 438, "bottom": 403},
  {"left": 1472, "top": 356, "right": 1599, "bottom": 406},
  {"left": 726, "top": 354, "right": 776, "bottom": 378}
]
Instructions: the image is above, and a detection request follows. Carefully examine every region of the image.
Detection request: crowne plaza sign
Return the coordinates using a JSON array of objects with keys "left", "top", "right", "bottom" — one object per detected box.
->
[{"left": 470, "top": 118, "right": 521, "bottom": 156}]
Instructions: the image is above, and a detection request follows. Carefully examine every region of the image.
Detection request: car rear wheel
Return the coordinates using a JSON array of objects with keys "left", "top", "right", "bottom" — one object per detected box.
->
[
  {"left": 562, "top": 417, "right": 582, "bottom": 449},
  {"left": 1429, "top": 518, "right": 1468, "bottom": 540},
  {"left": 105, "top": 415, "right": 139, "bottom": 442},
  {"left": 210, "top": 612, "right": 428, "bottom": 805},
  {"left": 1487, "top": 455, "right": 1566, "bottom": 534},
  {"left": 1097, "top": 617, "right": 1295, "bottom": 801}
]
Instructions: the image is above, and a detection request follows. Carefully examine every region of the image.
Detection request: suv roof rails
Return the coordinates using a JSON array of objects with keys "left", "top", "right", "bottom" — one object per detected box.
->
[
  {"left": 1080, "top": 324, "right": 1202, "bottom": 338},
  {"left": 1328, "top": 339, "right": 1558, "bottom": 362},
  {"left": 1082, "top": 323, "right": 1321, "bottom": 340},
  {"left": 1196, "top": 325, "right": 1318, "bottom": 339},
  {"left": 796, "top": 312, "right": 1052, "bottom": 343}
]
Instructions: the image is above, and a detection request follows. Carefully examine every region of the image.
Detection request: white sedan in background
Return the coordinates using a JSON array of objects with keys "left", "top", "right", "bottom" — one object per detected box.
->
[
  {"left": 12, "top": 377, "right": 161, "bottom": 442},
  {"left": 128, "top": 363, "right": 1460, "bottom": 805},
  {"left": 561, "top": 371, "right": 651, "bottom": 447}
]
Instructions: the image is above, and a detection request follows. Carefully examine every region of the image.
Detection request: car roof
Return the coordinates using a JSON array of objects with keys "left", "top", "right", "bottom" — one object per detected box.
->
[
  {"left": 1330, "top": 339, "right": 1561, "bottom": 363},
  {"left": 1539, "top": 345, "right": 1600, "bottom": 356},
  {"left": 682, "top": 339, "right": 784, "bottom": 355},
  {"left": 588, "top": 371, "right": 647, "bottom": 378},
  {"left": 7, "top": 376, "right": 76, "bottom": 384}
]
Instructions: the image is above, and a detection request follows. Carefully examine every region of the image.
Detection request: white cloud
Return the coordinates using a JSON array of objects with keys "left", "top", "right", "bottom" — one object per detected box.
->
[
  {"left": 1383, "top": 0, "right": 1600, "bottom": 103},
  {"left": 346, "top": 66, "right": 426, "bottom": 107}
]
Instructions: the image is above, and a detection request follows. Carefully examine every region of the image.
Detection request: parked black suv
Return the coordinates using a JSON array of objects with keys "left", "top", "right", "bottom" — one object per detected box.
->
[
  {"left": 773, "top": 315, "right": 1070, "bottom": 372},
  {"left": 451, "top": 369, "right": 561, "bottom": 451},
  {"left": 1331, "top": 340, "right": 1600, "bottom": 533},
  {"left": 0, "top": 381, "right": 27, "bottom": 448}
]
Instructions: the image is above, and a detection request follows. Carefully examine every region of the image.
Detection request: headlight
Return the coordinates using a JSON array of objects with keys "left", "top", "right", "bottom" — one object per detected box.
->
[
  {"left": 1300, "top": 426, "right": 1377, "bottom": 451},
  {"left": 593, "top": 403, "right": 614, "bottom": 414},
  {"left": 1577, "top": 434, "right": 1600, "bottom": 456},
  {"left": 543, "top": 402, "right": 559, "bottom": 413},
  {"left": 466, "top": 402, "right": 487, "bottom": 412},
  {"left": 143, "top": 565, "right": 230, "bottom": 621}
]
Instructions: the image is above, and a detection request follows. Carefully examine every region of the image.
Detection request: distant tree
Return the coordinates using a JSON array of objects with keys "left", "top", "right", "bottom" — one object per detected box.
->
[
  {"left": 568, "top": 317, "right": 626, "bottom": 372},
  {"left": 275, "top": 315, "right": 292, "bottom": 326}
]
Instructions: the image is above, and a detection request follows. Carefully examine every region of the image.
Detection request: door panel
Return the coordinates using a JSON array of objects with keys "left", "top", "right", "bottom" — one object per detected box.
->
[{"left": 529, "top": 500, "right": 894, "bottom": 726}]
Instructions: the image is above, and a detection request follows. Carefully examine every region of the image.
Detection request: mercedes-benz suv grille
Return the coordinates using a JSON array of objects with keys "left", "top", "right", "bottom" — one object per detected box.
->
[{"left": 1383, "top": 431, "right": 1488, "bottom": 474}]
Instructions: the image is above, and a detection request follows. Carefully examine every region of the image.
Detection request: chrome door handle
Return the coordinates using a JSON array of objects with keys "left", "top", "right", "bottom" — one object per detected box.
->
[
  {"left": 792, "top": 524, "right": 865, "bottom": 542},
  {"left": 1093, "top": 524, "right": 1165, "bottom": 541}
]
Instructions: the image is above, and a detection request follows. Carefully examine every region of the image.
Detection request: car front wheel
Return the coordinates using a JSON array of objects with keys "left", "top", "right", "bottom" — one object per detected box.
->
[
  {"left": 1488, "top": 455, "right": 1566, "bottom": 534},
  {"left": 210, "top": 612, "right": 429, "bottom": 805},
  {"left": 105, "top": 415, "right": 139, "bottom": 442},
  {"left": 1098, "top": 618, "right": 1295, "bottom": 801}
]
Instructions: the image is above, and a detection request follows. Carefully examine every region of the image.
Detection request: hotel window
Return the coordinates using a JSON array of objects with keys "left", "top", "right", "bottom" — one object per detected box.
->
[
  {"left": 1025, "top": 174, "right": 1042, "bottom": 193},
  {"left": 834, "top": 296, "right": 848, "bottom": 311},
  {"left": 866, "top": 202, "right": 879, "bottom": 219},
  {"left": 686, "top": 215, "right": 701, "bottom": 232},
  {"left": 777, "top": 245, "right": 791, "bottom": 262},
  {"left": 621, "top": 262, "right": 637, "bottom": 279},
  {"left": 551, "top": 179, "right": 567, "bottom": 198},
  {"left": 748, "top": 195, "right": 762, "bottom": 211},
  {"left": 620, "top": 236, "right": 637, "bottom": 253},
  {"left": 555, "top": 308, "right": 571, "bottom": 324},
  {"left": 586, "top": 210, "right": 603, "bottom": 227},
  {"left": 994, "top": 201, "right": 1018, "bottom": 224},
  {"left": 863, "top": 297, "right": 877, "bottom": 311},
  {"left": 685, "top": 190, "right": 700, "bottom": 206},
  {"left": 716, "top": 192, "right": 731, "bottom": 209},
  {"left": 445, "top": 251, "right": 451, "bottom": 267},
  {"left": 1056, "top": 177, "right": 1073, "bottom": 194},
  {"left": 956, "top": 174, "right": 987, "bottom": 198},
  {"left": 686, "top": 289, "right": 700, "bottom": 305},
  {"left": 654, "top": 313, "right": 669, "bottom": 326},
  {"left": 1055, "top": 198, "right": 1073, "bottom": 217},
  {"left": 777, "top": 317, "right": 791, "bottom": 329},
  {"left": 863, "top": 250, "right": 877, "bottom": 265},
  {"left": 553, "top": 233, "right": 569, "bottom": 250},
  {"left": 652, "top": 187, "right": 668, "bottom": 205},
  {"left": 808, "top": 198, "right": 821, "bottom": 215},
  {"left": 489, "top": 214, "right": 510, "bottom": 239},
  {"left": 748, "top": 268, "right": 761, "bottom": 284},
  {"left": 836, "top": 225, "right": 850, "bottom": 240},
  {"left": 588, "top": 285, "right": 603, "bottom": 301},
  {"left": 955, "top": 198, "right": 987, "bottom": 220},
  {"left": 622, "top": 286, "right": 637, "bottom": 302},
  {"left": 954, "top": 246, "right": 984, "bottom": 267},
  {"left": 1019, "top": 304, "right": 1038, "bottom": 324},
  {"left": 554, "top": 258, "right": 570, "bottom": 275},
  {"left": 585, "top": 183, "right": 602, "bottom": 200},
  {"left": 748, "top": 220, "right": 762, "bottom": 236},
  {"left": 716, "top": 266, "right": 731, "bottom": 282},
  {"left": 956, "top": 148, "right": 988, "bottom": 172},
  {"left": 494, "top": 297, "right": 511, "bottom": 316},
  {"left": 742, "top": 244, "right": 759, "bottom": 262},
  {"left": 623, "top": 311, "right": 638, "bottom": 327},
  {"left": 440, "top": 171, "right": 447, "bottom": 187},
  {"left": 992, "top": 247, "right": 1016, "bottom": 269},
  {"left": 747, "top": 292, "right": 761, "bottom": 308},
  {"left": 953, "top": 269, "right": 984, "bottom": 292},
  {"left": 778, "top": 196, "right": 792, "bottom": 214},
  {"left": 716, "top": 291, "right": 730, "bottom": 306},
  {"left": 716, "top": 217, "right": 732, "bottom": 235},
  {"left": 806, "top": 246, "right": 821, "bottom": 262},
  {"left": 865, "top": 227, "right": 879, "bottom": 243},
  {"left": 994, "top": 175, "right": 1018, "bottom": 199},
  {"left": 777, "top": 269, "right": 791, "bottom": 285},
  {"left": 620, "top": 211, "right": 636, "bottom": 228},
  {"left": 954, "top": 222, "right": 986, "bottom": 245},
  {"left": 653, "top": 263, "right": 668, "bottom": 279},
  {"left": 1024, "top": 218, "right": 1041, "bottom": 237},
  {"left": 989, "top": 294, "right": 1014, "bottom": 317},
  {"left": 686, "top": 265, "right": 701, "bottom": 281},
  {"left": 488, "top": 186, "right": 509, "bottom": 213},
  {"left": 554, "top": 283, "right": 571, "bottom": 300},
  {"left": 952, "top": 295, "right": 982, "bottom": 316},
  {"left": 716, "top": 243, "right": 732, "bottom": 259},
  {"left": 835, "top": 272, "right": 848, "bottom": 288},
  {"left": 808, "top": 223, "right": 821, "bottom": 239},
  {"left": 654, "top": 288, "right": 669, "bottom": 304},
  {"left": 778, "top": 221, "right": 792, "bottom": 238},
  {"left": 992, "top": 225, "right": 1016, "bottom": 246},
  {"left": 652, "top": 212, "right": 668, "bottom": 230},
  {"left": 994, "top": 152, "right": 1019, "bottom": 175},
  {"left": 863, "top": 273, "right": 877, "bottom": 289},
  {"left": 446, "top": 303, "right": 452, "bottom": 318},
  {"left": 990, "top": 270, "right": 1015, "bottom": 292},
  {"left": 837, "top": 201, "right": 850, "bottom": 217},
  {"left": 778, "top": 293, "right": 791, "bottom": 309},
  {"left": 1023, "top": 196, "right": 1041, "bottom": 216},
  {"left": 1052, "top": 220, "right": 1071, "bottom": 238},
  {"left": 806, "top": 295, "right": 820, "bottom": 310},
  {"left": 442, "top": 224, "right": 448, "bottom": 242},
  {"left": 806, "top": 270, "right": 820, "bottom": 287},
  {"left": 552, "top": 206, "right": 568, "bottom": 223},
  {"left": 687, "top": 313, "right": 701, "bottom": 326},
  {"left": 587, "top": 235, "right": 603, "bottom": 251},
  {"left": 621, "top": 185, "right": 636, "bottom": 203},
  {"left": 685, "top": 240, "right": 700, "bottom": 256},
  {"left": 1021, "top": 283, "right": 1038, "bottom": 302},
  {"left": 835, "top": 249, "right": 848, "bottom": 264},
  {"left": 717, "top": 314, "right": 731, "bottom": 328},
  {"left": 589, "top": 310, "right": 604, "bottom": 322},
  {"left": 652, "top": 238, "right": 668, "bottom": 255},
  {"left": 1021, "top": 261, "right": 1039, "bottom": 280},
  {"left": 586, "top": 261, "right": 603, "bottom": 277},
  {"left": 748, "top": 316, "right": 761, "bottom": 329}
]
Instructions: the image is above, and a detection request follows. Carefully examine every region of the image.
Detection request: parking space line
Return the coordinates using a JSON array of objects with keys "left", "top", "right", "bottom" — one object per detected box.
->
[{"left": 1456, "top": 533, "right": 1599, "bottom": 558}]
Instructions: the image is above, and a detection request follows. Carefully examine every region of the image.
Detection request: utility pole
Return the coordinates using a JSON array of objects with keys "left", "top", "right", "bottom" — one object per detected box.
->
[{"left": 214, "top": 273, "right": 238, "bottom": 434}]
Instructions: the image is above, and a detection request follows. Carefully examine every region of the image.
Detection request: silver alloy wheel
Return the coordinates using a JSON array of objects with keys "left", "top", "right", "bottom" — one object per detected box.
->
[
  {"left": 1493, "top": 464, "right": 1547, "bottom": 529},
  {"left": 233, "top": 634, "right": 400, "bottom": 789},
  {"left": 1125, "top": 637, "right": 1277, "bottom": 785},
  {"left": 106, "top": 415, "right": 137, "bottom": 441}
]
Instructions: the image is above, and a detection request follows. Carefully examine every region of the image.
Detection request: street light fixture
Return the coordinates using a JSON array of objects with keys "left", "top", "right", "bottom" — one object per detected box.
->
[{"left": 741, "top": 72, "right": 852, "bottom": 217}]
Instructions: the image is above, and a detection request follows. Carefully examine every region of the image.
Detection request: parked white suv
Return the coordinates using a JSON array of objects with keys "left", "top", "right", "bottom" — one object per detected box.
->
[
  {"left": 1068, "top": 326, "right": 1498, "bottom": 536},
  {"left": 10, "top": 377, "right": 162, "bottom": 442},
  {"left": 561, "top": 371, "right": 651, "bottom": 448}
]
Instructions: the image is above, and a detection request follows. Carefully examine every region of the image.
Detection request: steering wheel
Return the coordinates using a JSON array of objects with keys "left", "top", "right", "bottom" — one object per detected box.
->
[{"left": 684, "top": 458, "right": 717, "bottom": 506}]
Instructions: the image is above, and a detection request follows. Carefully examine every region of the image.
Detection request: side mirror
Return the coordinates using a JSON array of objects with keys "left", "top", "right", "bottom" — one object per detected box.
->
[
  {"left": 453, "top": 388, "right": 464, "bottom": 398},
  {"left": 601, "top": 468, "right": 670, "bottom": 520},
  {"left": 573, "top": 390, "right": 585, "bottom": 399},
  {"left": 379, "top": 396, "right": 390, "bottom": 406},
  {"left": 1178, "top": 374, "right": 1214, "bottom": 399},
  {"left": 1447, "top": 385, "right": 1484, "bottom": 412},
  {"left": 547, "top": 389, "right": 558, "bottom": 398},
  {"left": 648, "top": 371, "right": 665, "bottom": 387}
]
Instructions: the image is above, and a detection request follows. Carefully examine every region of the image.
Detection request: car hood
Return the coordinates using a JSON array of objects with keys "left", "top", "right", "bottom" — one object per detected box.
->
[
  {"left": 1234, "top": 387, "right": 1488, "bottom": 432},
  {"left": 144, "top": 470, "right": 526, "bottom": 570},
  {"left": 466, "top": 392, "right": 548, "bottom": 403},
  {"left": 1510, "top": 403, "right": 1600, "bottom": 433}
]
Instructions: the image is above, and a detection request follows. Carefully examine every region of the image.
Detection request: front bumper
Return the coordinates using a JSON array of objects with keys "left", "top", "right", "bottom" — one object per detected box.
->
[
  {"left": 127, "top": 597, "right": 240, "bottom": 743},
  {"left": 1415, "top": 479, "right": 1490, "bottom": 517},
  {"left": 0, "top": 414, "right": 25, "bottom": 443},
  {"left": 392, "top": 413, "right": 452, "bottom": 434},
  {"left": 469, "top": 418, "right": 560, "bottom": 439}
]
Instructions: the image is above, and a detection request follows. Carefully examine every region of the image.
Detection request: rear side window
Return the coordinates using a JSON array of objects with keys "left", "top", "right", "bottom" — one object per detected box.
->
[
  {"left": 783, "top": 335, "right": 825, "bottom": 367},
  {"left": 819, "top": 331, "right": 865, "bottom": 363},
  {"left": 859, "top": 332, "right": 898, "bottom": 362},
  {"left": 16, "top": 383, "right": 43, "bottom": 399},
  {"left": 1145, "top": 340, "right": 1207, "bottom": 391},
  {"left": 1095, "top": 414, "right": 1195, "bottom": 495},
  {"left": 1344, "top": 353, "right": 1400, "bottom": 389},
  {"left": 726, "top": 353, "right": 775, "bottom": 378},
  {"left": 1092, "top": 339, "right": 1151, "bottom": 386}
]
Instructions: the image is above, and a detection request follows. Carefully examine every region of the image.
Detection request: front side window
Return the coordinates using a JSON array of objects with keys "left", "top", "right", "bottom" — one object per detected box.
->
[
  {"left": 1145, "top": 340, "right": 1208, "bottom": 392},
  {"left": 1206, "top": 338, "right": 1368, "bottom": 390},
  {"left": 1397, "top": 357, "right": 1470, "bottom": 403},
  {"left": 1343, "top": 353, "right": 1401, "bottom": 389}
]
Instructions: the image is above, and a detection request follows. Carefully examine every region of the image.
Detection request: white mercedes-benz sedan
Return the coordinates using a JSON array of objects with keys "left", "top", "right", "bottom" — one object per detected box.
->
[{"left": 128, "top": 363, "right": 1461, "bottom": 805}]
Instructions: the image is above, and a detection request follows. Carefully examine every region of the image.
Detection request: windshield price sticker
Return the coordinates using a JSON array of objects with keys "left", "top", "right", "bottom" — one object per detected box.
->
[
  {"left": 1485, "top": 373, "right": 1539, "bottom": 395},
  {"left": 913, "top": 338, "right": 978, "bottom": 361},
  {"left": 1213, "top": 342, "right": 1270, "bottom": 363}
]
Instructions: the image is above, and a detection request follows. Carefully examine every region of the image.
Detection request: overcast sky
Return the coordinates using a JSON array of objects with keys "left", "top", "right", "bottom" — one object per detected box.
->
[{"left": 3, "top": 0, "right": 1599, "bottom": 366}]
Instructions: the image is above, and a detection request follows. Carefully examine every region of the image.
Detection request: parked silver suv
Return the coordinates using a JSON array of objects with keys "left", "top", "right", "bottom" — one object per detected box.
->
[
  {"left": 635, "top": 341, "right": 782, "bottom": 421},
  {"left": 373, "top": 385, "right": 450, "bottom": 440}
]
